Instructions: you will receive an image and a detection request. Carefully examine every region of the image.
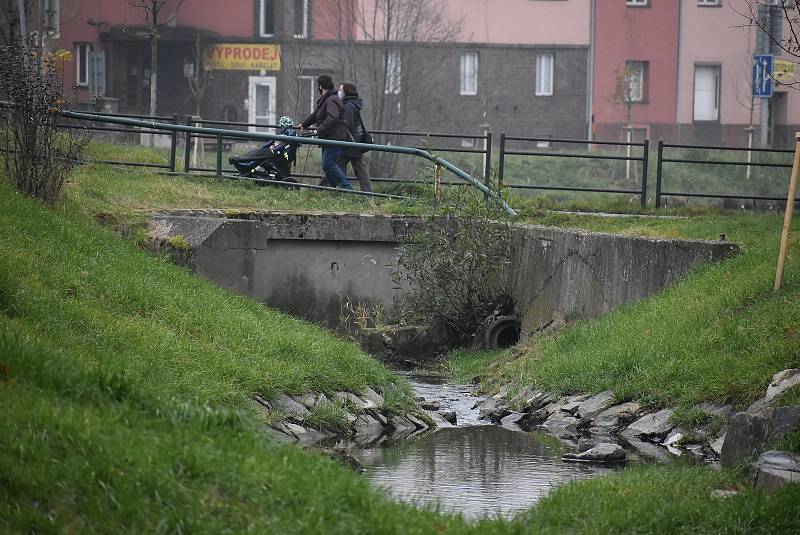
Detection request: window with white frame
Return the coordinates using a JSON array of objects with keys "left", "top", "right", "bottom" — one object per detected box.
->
[
  {"left": 385, "top": 51, "right": 401, "bottom": 94},
  {"left": 260, "top": 0, "right": 275, "bottom": 37},
  {"left": 625, "top": 61, "right": 647, "bottom": 103},
  {"left": 626, "top": 0, "right": 649, "bottom": 6},
  {"left": 693, "top": 64, "right": 720, "bottom": 121},
  {"left": 294, "top": 0, "right": 308, "bottom": 38},
  {"left": 460, "top": 52, "right": 478, "bottom": 96},
  {"left": 535, "top": 53, "right": 554, "bottom": 96},
  {"left": 44, "top": 0, "right": 60, "bottom": 36},
  {"left": 75, "top": 43, "right": 91, "bottom": 86}
]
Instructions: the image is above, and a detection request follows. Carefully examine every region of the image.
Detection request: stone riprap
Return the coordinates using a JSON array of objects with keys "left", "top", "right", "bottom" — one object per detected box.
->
[
  {"left": 750, "top": 450, "right": 800, "bottom": 491},
  {"left": 257, "top": 387, "right": 446, "bottom": 446},
  {"left": 149, "top": 211, "right": 738, "bottom": 347},
  {"left": 474, "top": 368, "right": 800, "bottom": 463}
]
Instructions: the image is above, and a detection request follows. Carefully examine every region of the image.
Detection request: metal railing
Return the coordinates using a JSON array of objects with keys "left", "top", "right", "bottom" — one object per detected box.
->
[
  {"left": 58, "top": 109, "right": 517, "bottom": 216},
  {"left": 655, "top": 140, "right": 796, "bottom": 208},
  {"left": 497, "top": 134, "right": 650, "bottom": 207},
  {"left": 186, "top": 116, "right": 492, "bottom": 187}
]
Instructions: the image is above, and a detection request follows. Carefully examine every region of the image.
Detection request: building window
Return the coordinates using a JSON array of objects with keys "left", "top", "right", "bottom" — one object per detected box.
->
[
  {"left": 535, "top": 53, "right": 554, "bottom": 96},
  {"left": 44, "top": 0, "right": 60, "bottom": 36},
  {"left": 624, "top": 61, "right": 647, "bottom": 103},
  {"left": 626, "top": 0, "right": 649, "bottom": 6},
  {"left": 697, "top": 0, "right": 720, "bottom": 5},
  {"left": 260, "top": 0, "right": 275, "bottom": 37},
  {"left": 75, "top": 43, "right": 91, "bottom": 86},
  {"left": 294, "top": 0, "right": 308, "bottom": 38},
  {"left": 460, "top": 52, "right": 478, "bottom": 96},
  {"left": 88, "top": 50, "right": 105, "bottom": 96},
  {"left": 385, "top": 51, "right": 401, "bottom": 95},
  {"left": 693, "top": 64, "right": 720, "bottom": 121},
  {"left": 299, "top": 75, "right": 315, "bottom": 115}
]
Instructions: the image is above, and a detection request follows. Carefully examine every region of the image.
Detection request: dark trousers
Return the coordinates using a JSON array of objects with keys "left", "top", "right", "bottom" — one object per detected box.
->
[
  {"left": 321, "top": 147, "right": 353, "bottom": 189},
  {"left": 339, "top": 154, "right": 372, "bottom": 192}
]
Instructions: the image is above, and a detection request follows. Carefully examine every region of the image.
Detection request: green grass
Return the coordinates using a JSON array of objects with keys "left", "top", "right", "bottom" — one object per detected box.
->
[
  {"left": 5, "top": 146, "right": 800, "bottom": 532},
  {"left": 448, "top": 212, "right": 800, "bottom": 412}
]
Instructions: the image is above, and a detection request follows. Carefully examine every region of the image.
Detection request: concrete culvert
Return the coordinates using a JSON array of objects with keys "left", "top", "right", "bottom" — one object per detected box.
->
[{"left": 485, "top": 316, "right": 521, "bottom": 349}]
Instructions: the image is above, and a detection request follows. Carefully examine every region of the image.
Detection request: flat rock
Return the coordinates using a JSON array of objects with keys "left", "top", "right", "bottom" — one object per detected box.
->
[
  {"left": 333, "top": 391, "right": 370, "bottom": 411},
  {"left": 765, "top": 368, "right": 800, "bottom": 403},
  {"left": 478, "top": 397, "right": 511, "bottom": 422},
  {"left": 721, "top": 411, "right": 773, "bottom": 466},
  {"left": 353, "top": 414, "right": 385, "bottom": 443},
  {"left": 389, "top": 414, "right": 417, "bottom": 435},
  {"left": 406, "top": 413, "right": 429, "bottom": 431},
  {"left": 542, "top": 411, "right": 580, "bottom": 438},
  {"left": 360, "top": 386, "right": 384, "bottom": 408},
  {"left": 727, "top": 406, "right": 800, "bottom": 465},
  {"left": 264, "top": 424, "right": 296, "bottom": 443},
  {"left": 421, "top": 400, "right": 440, "bottom": 411},
  {"left": 517, "top": 410, "right": 548, "bottom": 431},
  {"left": 514, "top": 387, "right": 554, "bottom": 412},
  {"left": 710, "top": 433, "right": 726, "bottom": 456},
  {"left": 621, "top": 409, "right": 674, "bottom": 440},
  {"left": 500, "top": 412, "right": 527, "bottom": 431},
  {"left": 751, "top": 450, "right": 800, "bottom": 492},
  {"left": 563, "top": 443, "right": 627, "bottom": 463},
  {"left": 369, "top": 410, "right": 388, "bottom": 426},
  {"left": 594, "top": 402, "right": 642, "bottom": 429},
  {"left": 425, "top": 410, "right": 454, "bottom": 429},
  {"left": 575, "top": 391, "right": 616, "bottom": 420},
  {"left": 292, "top": 393, "right": 317, "bottom": 409},
  {"left": 439, "top": 409, "right": 457, "bottom": 425},
  {"left": 272, "top": 394, "right": 310, "bottom": 419}
]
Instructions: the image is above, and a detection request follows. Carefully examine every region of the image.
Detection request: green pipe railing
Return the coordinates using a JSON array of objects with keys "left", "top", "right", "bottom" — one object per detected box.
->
[{"left": 59, "top": 109, "right": 517, "bottom": 217}]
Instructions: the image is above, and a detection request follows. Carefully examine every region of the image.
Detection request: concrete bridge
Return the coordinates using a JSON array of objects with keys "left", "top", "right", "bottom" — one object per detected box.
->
[{"left": 149, "top": 210, "right": 738, "bottom": 351}]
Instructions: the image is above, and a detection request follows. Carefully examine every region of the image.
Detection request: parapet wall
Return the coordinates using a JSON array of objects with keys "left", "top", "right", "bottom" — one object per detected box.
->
[{"left": 149, "top": 211, "right": 738, "bottom": 339}]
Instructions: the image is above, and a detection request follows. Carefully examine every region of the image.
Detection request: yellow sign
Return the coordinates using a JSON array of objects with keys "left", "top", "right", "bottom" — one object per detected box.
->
[
  {"left": 204, "top": 44, "right": 281, "bottom": 71},
  {"left": 774, "top": 59, "right": 796, "bottom": 83}
]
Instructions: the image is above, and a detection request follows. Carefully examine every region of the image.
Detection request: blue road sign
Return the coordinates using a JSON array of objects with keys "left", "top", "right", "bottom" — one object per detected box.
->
[{"left": 753, "top": 54, "right": 774, "bottom": 97}]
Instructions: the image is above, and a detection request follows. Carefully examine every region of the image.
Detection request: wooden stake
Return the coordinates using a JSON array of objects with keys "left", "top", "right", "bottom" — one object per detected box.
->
[{"left": 774, "top": 132, "right": 800, "bottom": 291}]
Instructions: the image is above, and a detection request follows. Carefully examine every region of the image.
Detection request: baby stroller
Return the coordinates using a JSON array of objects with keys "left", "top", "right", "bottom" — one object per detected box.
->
[{"left": 229, "top": 116, "right": 301, "bottom": 183}]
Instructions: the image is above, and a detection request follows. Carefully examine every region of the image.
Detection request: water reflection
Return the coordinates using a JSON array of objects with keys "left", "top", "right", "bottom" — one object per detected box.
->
[{"left": 355, "top": 426, "right": 622, "bottom": 520}]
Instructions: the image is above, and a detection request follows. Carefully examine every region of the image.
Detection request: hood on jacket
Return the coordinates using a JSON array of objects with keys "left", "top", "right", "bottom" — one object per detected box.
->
[{"left": 343, "top": 96, "right": 363, "bottom": 110}]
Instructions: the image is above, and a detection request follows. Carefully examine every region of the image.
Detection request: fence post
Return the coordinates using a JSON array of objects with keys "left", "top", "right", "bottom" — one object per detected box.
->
[
  {"left": 168, "top": 113, "right": 178, "bottom": 173},
  {"left": 484, "top": 130, "right": 493, "bottom": 186},
  {"left": 641, "top": 139, "right": 650, "bottom": 208},
  {"left": 498, "top": 133, "right": 506, "bottom": 192},
  {"left": 183, "top": 115, "right": 192, "bottom": 173},
  {"left": 216, "top": 134, "right": 223, "bottom": 177},
  {"left": 655, "top": 140, "right": 664, "bottom": 209}
]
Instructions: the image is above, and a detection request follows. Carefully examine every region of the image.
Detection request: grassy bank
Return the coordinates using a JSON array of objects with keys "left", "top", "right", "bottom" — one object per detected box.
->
[
  {"left": 4, "top": 149, "right": 800, "bottom": 531},
  {"left": 449, "top": 211, "right": 800, "bottom": 413}
]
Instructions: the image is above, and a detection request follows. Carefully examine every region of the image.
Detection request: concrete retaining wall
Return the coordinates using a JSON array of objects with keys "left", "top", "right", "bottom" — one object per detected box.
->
[{"left": 149, "top": 210, "right": 738, "bottom": 337}]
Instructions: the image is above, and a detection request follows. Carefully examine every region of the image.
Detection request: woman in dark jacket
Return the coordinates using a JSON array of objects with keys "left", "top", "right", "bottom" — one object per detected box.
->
[
  {"left": 337, "top": 82, "right": 373, "bottom": 192},
  {"left": 300, "top": 74, "right": 353, "bottom": 190}
]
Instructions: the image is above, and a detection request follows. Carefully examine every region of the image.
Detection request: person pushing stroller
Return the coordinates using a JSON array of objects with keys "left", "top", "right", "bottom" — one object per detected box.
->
[{"left": 299, "top": 74, "right": 353, "bottom": 190}]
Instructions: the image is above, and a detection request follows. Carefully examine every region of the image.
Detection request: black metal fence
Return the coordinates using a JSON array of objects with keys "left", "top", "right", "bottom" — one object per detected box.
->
[
  {"left": 15, "top": 106, "right": 798, "bottom": 209},
  {"left": 498, "top": 134, "right": 650, "bottom": 207},
  {"left": 655, "top": 141, "right": 796, "bottom": 208}
]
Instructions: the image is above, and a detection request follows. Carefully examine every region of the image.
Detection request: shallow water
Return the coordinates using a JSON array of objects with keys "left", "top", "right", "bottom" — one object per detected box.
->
[{"left": 353, "top": 373, "right": 623, "bottom": 520}]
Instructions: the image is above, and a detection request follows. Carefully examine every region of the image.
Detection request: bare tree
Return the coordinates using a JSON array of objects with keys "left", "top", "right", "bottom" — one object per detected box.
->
[
  {"left": 739, "top": 1, "right": 800, "bottom": 89},
  {"left": 320, "top": 0, "right": 462, "bottom": 176},
  {"left": 281, "top": 36, "right": 315, "bottom": 121},
  {"left": 125, "top": 0, "right": 183, "bottom": 134},
  {"left": 609, "top": 64, "right": 640, "bottom": 180}
]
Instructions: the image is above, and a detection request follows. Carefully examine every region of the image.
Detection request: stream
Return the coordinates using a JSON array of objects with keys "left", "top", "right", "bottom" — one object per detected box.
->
[{"left": 351, "top": 373, "right": 625, "bottom": 520}]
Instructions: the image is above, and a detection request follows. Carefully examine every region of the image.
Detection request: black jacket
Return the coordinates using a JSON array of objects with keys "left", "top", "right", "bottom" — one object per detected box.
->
[
  {"left": 342, "top": 96, "right": 365, "bottom": 158},
  {"left": 301, "top": 90, "right": 348, "bottom": 141}
]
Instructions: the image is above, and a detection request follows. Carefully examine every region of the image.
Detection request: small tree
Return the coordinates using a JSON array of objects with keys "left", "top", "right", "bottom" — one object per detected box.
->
[
  {"left": 126, "top": 0, "right": 184, "bottom": 143},
  {"left": 393, "top": 186, "right": 514, "bottom": 345},
  {"left": 0, "top": 41, "right": 89, "bottom": 205},
  {"left": 610, "top": 64, "right": 640, "bottom": 180},
  {"left": 741, "top": 1, "right": 800, "bottom": 90}
]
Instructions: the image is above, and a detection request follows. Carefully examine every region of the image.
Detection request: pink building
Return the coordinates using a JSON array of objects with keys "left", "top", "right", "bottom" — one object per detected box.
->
[
  {"left": 594, "top": 0, "right": 800, "bottom": 147},
  {"left": 592, "top": 1, "right": 680, "bottom": 142}
]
